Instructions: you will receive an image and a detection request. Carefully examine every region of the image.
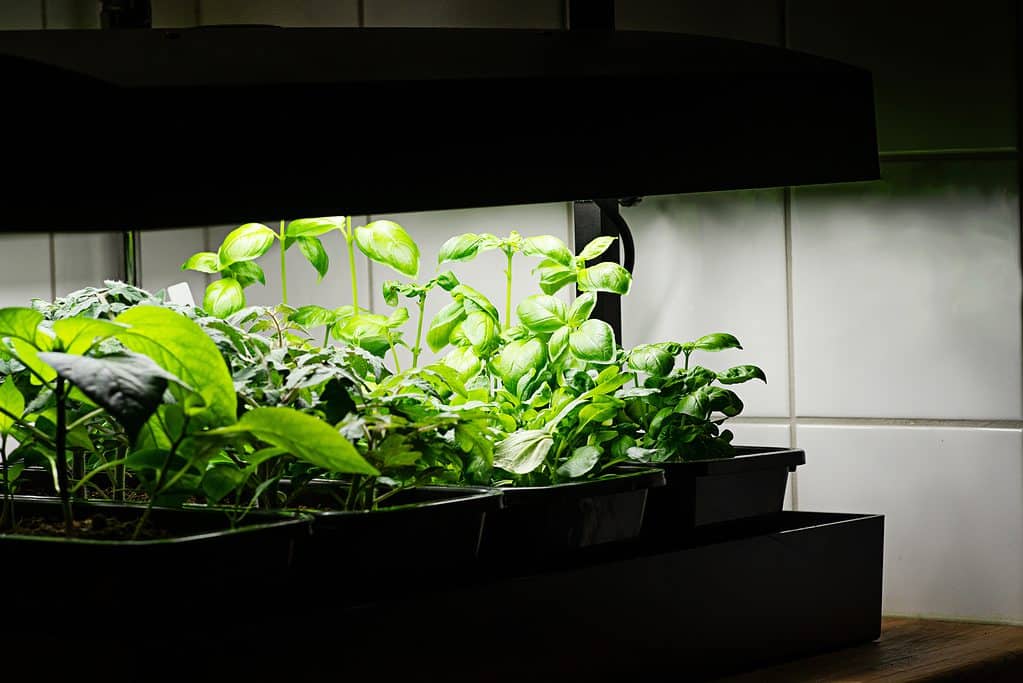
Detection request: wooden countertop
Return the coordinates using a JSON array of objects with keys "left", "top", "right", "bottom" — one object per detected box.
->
[{"left": 719, "top": 617, "right": 1023, "bottom": 682}]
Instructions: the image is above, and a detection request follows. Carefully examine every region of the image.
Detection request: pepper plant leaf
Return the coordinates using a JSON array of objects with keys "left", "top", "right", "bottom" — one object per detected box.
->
[
  {"left": 51, "top": 318, "right": 128, "bottom": 355},
  {"left": 205, "top": 407, "right": 378, "bottom": 475},
  {"left": 0, "top": 378, "right": 24, "bottom": 436},
  {"left": 115, "top": 306, "right": 237, "bottom": 428},
  {"left": 0, "top": 308, "right": 44, "bottom": 346},
  {"left": 37, "top": 351, "right": 186, "bottom": 442},
  {"left": 354, "top": 220, "right": 420, "bottom": 278}
]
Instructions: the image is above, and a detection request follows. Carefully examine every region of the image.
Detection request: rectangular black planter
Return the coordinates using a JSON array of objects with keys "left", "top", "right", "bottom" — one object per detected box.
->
[
  {"left": 637, "top": 445, "right": 805, "bottom": 538},
  {"left": 327, "top": 511, "right": 884, "bottom": 681}
]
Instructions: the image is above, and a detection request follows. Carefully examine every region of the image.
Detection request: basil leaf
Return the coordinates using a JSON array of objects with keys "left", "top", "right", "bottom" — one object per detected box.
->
[
  {"left": 717, "top": 364, "right": 767, "bottom": 385},
  {"left": 568, "top": 319, "right": 615, "bottom": 363},
  {"left": 557, "top": 445, "right": 601, "bottom": 478},
  {"left": 578, "top": 235, "right": 616, "bottom": 261},
  {"left": 290, "top": 305, "right": 336, "bottom": 328},
  {"left": 494, "top": 429, "right": 553, "bottom": 475},
  {"left": 181, "top": 251, "right": 220, "bottom": 274},
  {"left": 224, "top": 260, "right": 266, "bottom": 288},
  {"left": 437, "top": 233, "right": 484, "bottom": 264},
  {"left": 517, "top": 294, "right": 568, "bottom": 333},
  {"left": 203, "top": 278, "right": 245, "bottom": 318},
  {"left": 426, "top": 301, "right": 467, "bottom": 352},
  {"left": 286, "top": 216, "right": 345, "bottom": 238},
  {"left": 296, "top": 236, "right": 329, "bottom": 280},
  {"left": 567, "top": 292, "right": 597, "bottom": 326},
  {"left": 627, "top": 344, "right": 675, "bottom": 377},
  {"left": 577, "top": 262, "right": 632, "bottom": 295},
  {"left": 354, "top": 220, "right": 420, "bottom": 278},
  {"left": 492, "top": 338, "right": 546, "bottom": 388},
  {"left": 536, "top": 261, "right": 577, "bottom": 295},
  {"left": 462, "top": 310, "right": 499, "bottom": 355},
  {"left": 522, "top": 235, "right": 573, "bottom": 267},
  {"left": 217, "top": 223, "right": 276, "bottom": 267},
  {"left": 452, "top": 284, "right": 500, "bottom": 323},
  {"left": 693, "top": 333, "right": 743, "bottom": 352}
]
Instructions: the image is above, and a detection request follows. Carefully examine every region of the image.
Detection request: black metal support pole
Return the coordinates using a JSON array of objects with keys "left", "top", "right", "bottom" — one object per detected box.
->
[
  {"left": 567, "top": 0, "right": 614, "bottom": 31},
  {"left": 101, "top": 0, "right": 150, "bottom": 287},
  {"left": 574, "top": 200, "right": 624, "bottom": 342}
]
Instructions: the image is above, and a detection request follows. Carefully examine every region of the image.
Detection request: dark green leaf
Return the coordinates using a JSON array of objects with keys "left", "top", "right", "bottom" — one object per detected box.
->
[
  {"left": 37, "top": 351, "right": 185, "bottom": 442},
  {"left": 717, "top": 364, "right": 767, "bottom": 385},
  {"left": 693, "top": 333, "right": 743, "bottom": 352},
  {"left": 202, "top": 463, "right": 248, "bottom": 503}
]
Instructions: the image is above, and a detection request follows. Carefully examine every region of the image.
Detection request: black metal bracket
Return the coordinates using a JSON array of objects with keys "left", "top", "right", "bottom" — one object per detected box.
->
[{"left": 573, "top": 200, "right": 637, "bottom": 343}]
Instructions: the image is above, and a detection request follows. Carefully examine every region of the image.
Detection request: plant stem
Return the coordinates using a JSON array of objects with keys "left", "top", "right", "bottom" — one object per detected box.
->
[
  {"left": 324, "top": 327, "right": 331, "bottom": 346},
  {"left": 346, "top": 216, "right": 359, "bottom": 313},
  {"left": 0, "top": 405, "right": 56, "bottom": 448},
  {"left": 55, "top": 377, "right": 73, "bottom": 536},
  {"left": 504, "top": 248, "right": 514, "bottom": 330},
  {"left": 133, "top": 417, "right": 188, "bottom": 539},
  {"left": 1, "top": 437, "right": 11, "bottom": 531},
  {"left": 388, "top": 338, "right": 403, "bottom": 374},
  {"left": 279, "top": 219, "right": 289, "bottom": 306},
  {"left": 684, "top": 350, "right": 691, "bottom": 372},
  {"left": 66, "top": 407, "right": 105, "bottom": 433},
  {"left": 412, "top": 294, "right": 426, "bottom": 368}
]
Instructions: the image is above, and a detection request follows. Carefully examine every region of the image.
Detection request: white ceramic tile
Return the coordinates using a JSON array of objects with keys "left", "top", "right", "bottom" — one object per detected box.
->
[
  {"left": 203, "top": 219, "right": 372, "bottom": 314},
  {"left": 788, "top": 0, "right": 1016, "bottom": 151},
  {"left": 0, "top": 234, "right": 52, "bottom": 307},
  {"left": 199, "top": 0, "right": 358, "bottom": 26},
  {"left": 52, "top": 232, "right": 121, "bottom": 297},
  {"left": 140, "top": 227, "right": 209, "bottom": 297},
  {"left": 791, "top": 160, "right": 1021, "bottom": 420},
  {"left": 0, "top": 1, "right": 42, "bottom": 29},
  {"left": 620, "top": 191, "right": 789, "bottom": 418},
  {"left": 796, "top": 424, "right": 1023, "bottom": 624},
  {"left": 368, "top": 203, "right": 571, "bottom": 369},
  {"left": 615, "top": 0, "right": 781, "bottom": 45},
  {"left": 364, "top": 0, "right": 562, "bottom": 28}
]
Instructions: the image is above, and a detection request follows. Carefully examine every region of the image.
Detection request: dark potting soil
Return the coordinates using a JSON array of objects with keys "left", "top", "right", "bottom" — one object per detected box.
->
[{"left": 5, "top": 512, "right": 174, "bottom": 540}]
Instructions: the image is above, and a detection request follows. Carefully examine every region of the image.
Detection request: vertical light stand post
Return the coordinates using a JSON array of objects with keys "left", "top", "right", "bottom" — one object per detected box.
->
[
  {"left": 100, "top": 0, "right": 152, "bottom": 287},
  {"left": 568, "top": 0, "right": 636, "bottom": 343}
]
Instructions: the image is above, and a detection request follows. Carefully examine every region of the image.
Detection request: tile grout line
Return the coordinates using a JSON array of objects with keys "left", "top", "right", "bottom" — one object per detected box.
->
[
  {"left": 781, "top": 0, "right": 798, "bottom": 511},
  {"left": 732, "top": 416, "right": 1023, "bottom": 428}
]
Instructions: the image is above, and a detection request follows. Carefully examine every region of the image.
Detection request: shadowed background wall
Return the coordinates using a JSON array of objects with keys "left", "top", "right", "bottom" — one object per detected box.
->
[{"left": 1, "top": 0, "right": 1019, "bottom": 623}]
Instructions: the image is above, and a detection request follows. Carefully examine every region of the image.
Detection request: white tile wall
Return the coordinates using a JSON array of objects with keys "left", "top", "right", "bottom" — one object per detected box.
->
[
  {"left": 791, "top": 160, "right": 1022, "bottom": 420},
  {"left": 53, "top": 233, "right": 121, "bottom": 296},
  {"left": 369, "top": 203, "right": 572, "bottom": 368},
  {"left": 797, "top": 425, "right": 1023, "bottom": 624},
  {"left": 620, "top": 191, "right": 790, "bottom": 417},
  {"left": 140, "top": 228, "right": 209, "bottom": 297},
  {"left": 0, "top": 234, "right": 52, "bottom": 307}
]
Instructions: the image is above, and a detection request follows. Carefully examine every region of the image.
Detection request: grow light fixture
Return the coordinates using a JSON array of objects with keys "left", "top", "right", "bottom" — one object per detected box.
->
[{"left": 0, "top": 12, "right": 878, "bottom": 233}]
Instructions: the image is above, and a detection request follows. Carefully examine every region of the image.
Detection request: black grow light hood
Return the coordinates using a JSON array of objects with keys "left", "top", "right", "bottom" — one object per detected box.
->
[{"left": 0, "top": 27, "right": 878, "bottom": 231}]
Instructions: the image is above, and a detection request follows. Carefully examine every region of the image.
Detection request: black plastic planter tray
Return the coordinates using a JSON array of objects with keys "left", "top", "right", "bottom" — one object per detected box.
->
[
  {"left": 310, "top": 511, "right": 884, "bottom": 681},
  {"left": 634, "top": 445, "right": 805, "bottom": 538},
  {"left": 0, "top": 497, "right": 309, "bottom": 631},
  {"left": 286, "top": 482, "right": 502, "bottom": 593},
  {"left": 479, "top": 467, "right": 665, "bottom": 564}
]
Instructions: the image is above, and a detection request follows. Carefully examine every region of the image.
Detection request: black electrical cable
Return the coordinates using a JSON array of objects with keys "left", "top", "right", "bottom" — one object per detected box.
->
[{"left": 593, "top": 198, "right": 636, "bottom": 274}]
